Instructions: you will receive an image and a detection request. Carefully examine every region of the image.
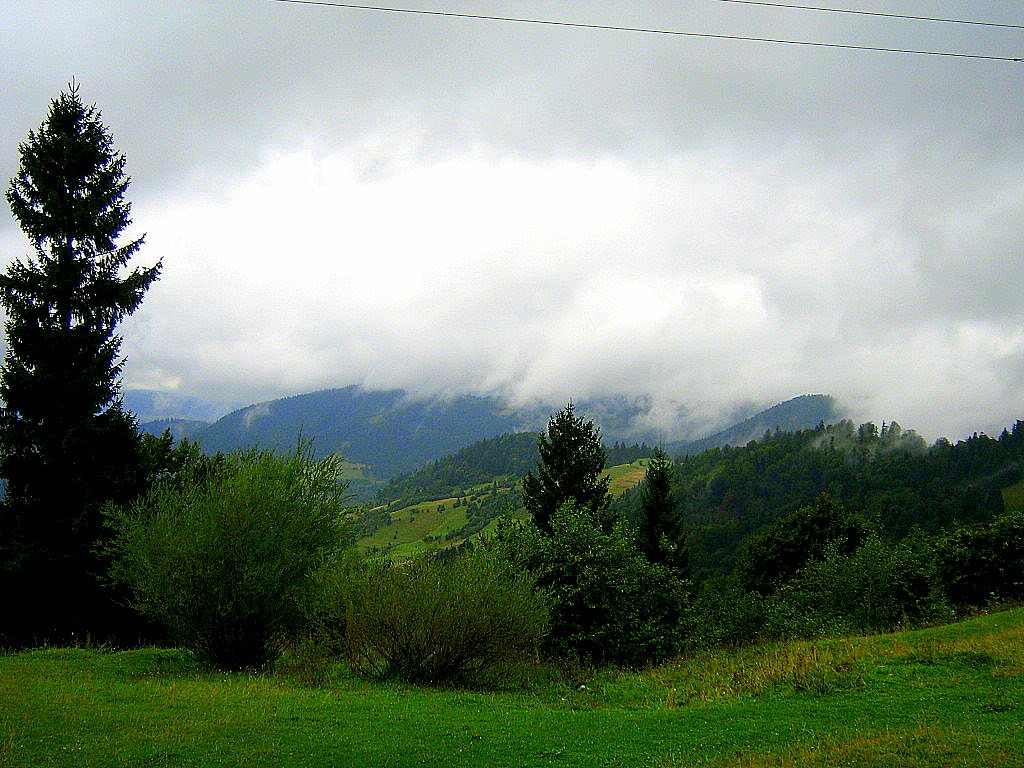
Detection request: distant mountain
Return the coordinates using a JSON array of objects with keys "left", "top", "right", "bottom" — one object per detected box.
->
[
  {"left": 123, "top": 389, "right": 241, "bottom": 423},
  {"left": 671, "top": 395, "right": 840, "bottom": 455},
  {"left": 189, "top": 387, "right": 540, "bottom": 479},
  {"left": 138, "top": 418, "right": 212, "bottom": 441},
  {"left": 140, "top": 386, "right": 843, "bottom": 483}
]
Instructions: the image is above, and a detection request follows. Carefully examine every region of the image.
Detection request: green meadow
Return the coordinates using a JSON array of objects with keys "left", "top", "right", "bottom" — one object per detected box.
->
[{"left": 3, "top": 607, "right": 1021, "bottom": 768}]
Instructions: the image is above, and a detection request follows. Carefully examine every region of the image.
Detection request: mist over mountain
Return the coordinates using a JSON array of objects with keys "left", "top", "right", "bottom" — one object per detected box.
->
[
  {"left": 138, "top": 386, "right": 841, "bottom": 481},
  {"left": 123, "top": 389, "right": 243, "bottom": 424},
  {"left": 670, "top": 394, "right": 842, "bottom": 456}
]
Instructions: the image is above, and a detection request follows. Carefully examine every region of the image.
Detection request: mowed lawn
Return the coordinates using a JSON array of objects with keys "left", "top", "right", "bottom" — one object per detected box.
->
[{"left": 1, "top": 608, "right": 1022, "bottom": 767}]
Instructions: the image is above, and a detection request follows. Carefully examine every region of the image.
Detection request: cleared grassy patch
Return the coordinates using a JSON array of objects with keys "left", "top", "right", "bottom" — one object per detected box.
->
[
  {"left": 604, "top": 460, "right": 648, "bottom": 496},
  {"left": 361, "top": 498, "right": 469, "bottom": 553},
  {"left": 2, "top": 609, "right": 1021, "bottom": 767}
]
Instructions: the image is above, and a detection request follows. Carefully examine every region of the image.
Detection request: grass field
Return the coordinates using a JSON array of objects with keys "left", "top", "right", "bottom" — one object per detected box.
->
[
  {"left": 604, "top": 459, "right": 649, "bottom": 496},
  {"left": 360, "top": 497, "right": 471, "bottom": 557},
  {"left": 2, "top": 608, "right": 1021, "bottom": 767}
]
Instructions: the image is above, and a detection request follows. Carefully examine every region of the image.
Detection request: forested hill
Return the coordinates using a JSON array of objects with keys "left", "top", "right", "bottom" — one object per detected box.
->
[
  {"left": 372, "top": 432, "right": 539, "bottom": 508},
  {"left": 367, "top": 395, "right": 841, "bottom": 504},
  {"left": 357, "top": 406, "right": 1023, "bottom": 574},
  {"left": 654, "top": 419, "right": 1024, "bottom": 581}
]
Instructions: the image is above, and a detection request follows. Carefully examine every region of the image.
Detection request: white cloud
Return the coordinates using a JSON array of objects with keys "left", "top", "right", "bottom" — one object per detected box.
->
[{"left": 3, "top": 1, "right": 1023, "bottom": 441}]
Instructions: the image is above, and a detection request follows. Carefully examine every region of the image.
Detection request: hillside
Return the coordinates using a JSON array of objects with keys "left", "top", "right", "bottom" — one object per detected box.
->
[
  {"left": 139, "top": 388, "right": 841, "bottom": 487},
  {"left": 161, "top": 387, "right": 536, "bottom": 480},
  {"left": 666, "top": 418, "right": 1024, "bottom": 580},
  {"left": 364, "top": 413, "right": 1024, "bottom": 568}
]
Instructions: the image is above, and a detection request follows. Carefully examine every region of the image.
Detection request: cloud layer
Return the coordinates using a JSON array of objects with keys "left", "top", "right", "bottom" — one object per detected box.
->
[{"left": 2, "top": 1, "right": 1022, "bottom": 440}]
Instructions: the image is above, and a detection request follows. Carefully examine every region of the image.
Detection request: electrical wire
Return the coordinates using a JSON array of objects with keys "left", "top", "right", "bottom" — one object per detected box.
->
[
  {"left": 710, "top": 0, "right": 1024, "bottom": 31},
  {"left": 266, "top": 0, "right": 1023, "bottom": 62}
]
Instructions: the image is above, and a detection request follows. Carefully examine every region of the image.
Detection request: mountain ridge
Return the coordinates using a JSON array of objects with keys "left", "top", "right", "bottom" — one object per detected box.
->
[{"left": 139, "top": 388, "right": 842, "bottom": 482}]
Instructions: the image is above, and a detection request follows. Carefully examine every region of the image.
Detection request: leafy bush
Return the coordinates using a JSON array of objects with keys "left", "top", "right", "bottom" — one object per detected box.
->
[
  {"left": 105, "top": 445, "right": 351, "bottom": 671},
  {"left": 934, "top": 510, "right": 1024, "bottom": 608},
  {"left": 691, "top": 533, "right": 947, "bottom": 646},
  {"left": 734, "top": 494, "right": 872, "bottom": 596},
  {"left": 342, "top": 549, "right": 548, "bottom": 685},
  {"left": 771, "top": 534, "right": 947, "bottom": 637},
  {"left": 689, "top": 577, "right": 771, "bottom": 648},
  {"left": 502, "top": 503, "right": 690, "bottom": 667}
]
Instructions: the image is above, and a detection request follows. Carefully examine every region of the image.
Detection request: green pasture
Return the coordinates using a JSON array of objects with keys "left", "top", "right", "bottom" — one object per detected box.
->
[
  {"left": 360, "top": 498, "right": 470, "bottom": 557},
  {"left": 604, "top": 459, "right": 649, "bottom": 496},
  {"left": 2, "top": 608, "right": 1021, "bottom": 767}
]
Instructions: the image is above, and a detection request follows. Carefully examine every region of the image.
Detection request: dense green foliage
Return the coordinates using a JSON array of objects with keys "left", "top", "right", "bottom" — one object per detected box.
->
[
  {"left": 522, "top": 402, "right": 611, "bottom": 534},
  {"left": 340, "top": 549, "right": 548, "bottom": 684},
  {"left": 0, "top": 83, "right": 161, "bottom": 646},
  {"left": 636, "top": 447, "right": 689, "bottom": 573},
  {"left": 604, "top": 440, "right": 656, "bottom": 466},
  {"left": 105, "top": 446, "right": 351, "bottom": 670},
  {"left": 775, "top": 532, "right": 947, "bottom": 636},
  {"left": 934, "top": 509, "right": 1024, "bottom": 607},
  {"left": 667, "top": 419, "right": 1024, "bottom": 581},
  {"left": 734, "top": 494, "right": 871, "bottom": 596},
  {"left": 496, "top": 503, "right": 689, "bottom": 667}
]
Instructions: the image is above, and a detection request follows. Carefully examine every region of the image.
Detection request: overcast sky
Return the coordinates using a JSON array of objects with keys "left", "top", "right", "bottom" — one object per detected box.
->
[{"left": 1, "top": 0, "right": 1022, "bottom": 440}]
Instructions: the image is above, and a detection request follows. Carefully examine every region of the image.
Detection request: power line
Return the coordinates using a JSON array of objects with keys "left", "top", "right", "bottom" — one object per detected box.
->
[
  {"left": 710, "top": 0, "right": 1024, "bottom": 31},
  {"left": 266, "top": 0, "right": 1023, "bottom": 62}
]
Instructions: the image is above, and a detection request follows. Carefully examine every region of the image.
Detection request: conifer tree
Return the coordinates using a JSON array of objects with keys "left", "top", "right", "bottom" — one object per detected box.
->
[
  {"left": 636, "top": 447, "right": 688, "bottom": 574},
  {"left": 522, "top": 401, "right": 611, "bottom": 534},
  {"left": 0, "top": 82, "right": 161, "bottom": 644}
]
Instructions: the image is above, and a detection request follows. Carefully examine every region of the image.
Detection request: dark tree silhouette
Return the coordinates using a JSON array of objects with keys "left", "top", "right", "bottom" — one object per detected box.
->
[
  {"left": 637, "top": 447, "right": 688, "bottom": 574},
  {"left": 0, "top": 82, "right": 161, "bottom": 645}
]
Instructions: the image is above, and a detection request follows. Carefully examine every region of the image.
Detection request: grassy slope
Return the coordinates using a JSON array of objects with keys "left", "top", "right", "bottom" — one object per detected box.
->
[
  {"left": 2, "top": 608, "right": 1021, "bottom": 768},
  {"left": 361, "top": 497, "right": 471, "bottom": 558},
  {"left": 361, "top": 460, "right": 650, "bottom": 559}
]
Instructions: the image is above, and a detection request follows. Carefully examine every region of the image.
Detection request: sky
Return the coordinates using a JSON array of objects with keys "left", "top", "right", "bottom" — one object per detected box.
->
[{"left": 1, "top": 0, "right": 1022, "bottom": 441}]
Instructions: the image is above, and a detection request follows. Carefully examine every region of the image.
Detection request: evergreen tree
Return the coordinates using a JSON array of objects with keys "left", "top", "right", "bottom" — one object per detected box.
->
[
  {"left": 637, "top": 448, "right": 688, "bottom": 574},
  {"left": 521, "top": 401, "right": 611, "bottom": 534},
  {"left": 0, "top": 82, "right": 161, "bottom": 645}
]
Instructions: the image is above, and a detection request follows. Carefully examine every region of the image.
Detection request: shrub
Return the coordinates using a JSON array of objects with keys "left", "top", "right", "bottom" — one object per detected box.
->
[
  {"left": 734, "top": 494, "right": 871, "bottom": 596},
  {"left": 504, "top": 503, "right": 690, "bottom": 667},
  {"left": 342, "top": 548, "right": 548, "bottom": 685},
  {"left": 774, "top": 534, "right": 947, "bottom": 636},
  {"left": 105, "top": 445, "right": 351, "bottom": 671},
  {"left": 690, "top": 577, "right": 771, "bottom": 648},
  {"left": 934, "top": 510, "right": 1024, "bottom": 608}
]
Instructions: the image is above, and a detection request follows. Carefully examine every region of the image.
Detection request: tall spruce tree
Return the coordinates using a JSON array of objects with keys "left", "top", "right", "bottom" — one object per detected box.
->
[
  {"left": 0, "top": 82, "right": 161, "bottom": 644},
  {"left": 636, "top": 448, "right": 688, "bottom": 574},
  {"left": 522, "top": 401, "right": 611, "bottom": 534}
]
